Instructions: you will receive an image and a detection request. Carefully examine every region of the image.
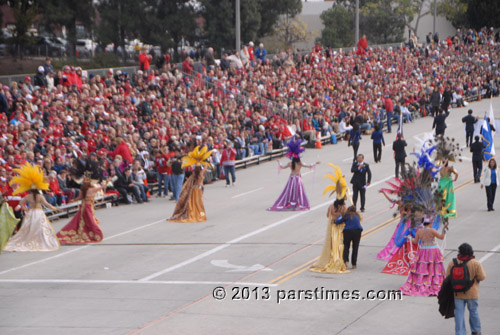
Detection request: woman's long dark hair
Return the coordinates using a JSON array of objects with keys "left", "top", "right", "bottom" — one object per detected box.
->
[
  {"left": 489, "top": 159, "right": 497, "bottom": 169},
  {"left": 291, "top": 157, "right": 300, "bottom": 170},
  {"left": 345, "top": 205, "right": 359, "bottom": 220},
  {"left": 29, "top": 189, "right": 40, "bottom": 200},
  {"left": 80, "top": 181, "right": 91, "bottom": 199}
]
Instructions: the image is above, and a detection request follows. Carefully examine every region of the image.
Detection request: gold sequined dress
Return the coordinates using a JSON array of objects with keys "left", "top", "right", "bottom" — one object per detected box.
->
[
  {"left": 310, "top": 214, "right": 350, "bottom": 274},
  {"left": 167, "top": 169, "right": 206, "bottom": 223}
]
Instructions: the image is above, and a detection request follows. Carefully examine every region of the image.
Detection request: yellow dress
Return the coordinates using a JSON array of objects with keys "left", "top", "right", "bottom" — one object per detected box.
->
[
  {"left": 167, "top": 170, "right": 206, "bottom": 223},
  {"left": 310, "top": 215, "right": 350, "bottom": 274}
]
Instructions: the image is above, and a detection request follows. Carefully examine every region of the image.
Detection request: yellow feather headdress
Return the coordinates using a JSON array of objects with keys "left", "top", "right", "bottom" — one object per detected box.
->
[
  {"left": 9, "top": 162, "right": 49, "bottom": 195},
  {"left": 323, "top": 163, "right": 349, "bottom": 201},
  {"left": 181, "top": 146, "right": 213, "bottom": 169}
]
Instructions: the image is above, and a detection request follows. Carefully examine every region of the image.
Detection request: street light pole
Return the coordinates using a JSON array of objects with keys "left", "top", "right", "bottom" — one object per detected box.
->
[
  {"left": 236, "top": 0, "right": 241, "bottom": 52},
  {"left": 355, "top": 0, "right": 359, "bottom": 44},
  {"left": 433, "top": 0, "right": 436, "bottom": 35}
]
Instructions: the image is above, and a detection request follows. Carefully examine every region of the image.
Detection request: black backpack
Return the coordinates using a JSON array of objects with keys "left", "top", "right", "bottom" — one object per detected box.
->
[{"left": 450, "top": 259, "right": 474, "bottom": 293}]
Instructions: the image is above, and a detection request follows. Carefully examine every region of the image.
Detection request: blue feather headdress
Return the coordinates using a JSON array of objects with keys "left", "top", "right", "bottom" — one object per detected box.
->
[{"left": 285, "top": 137, "right": 306, "bottom": 160}]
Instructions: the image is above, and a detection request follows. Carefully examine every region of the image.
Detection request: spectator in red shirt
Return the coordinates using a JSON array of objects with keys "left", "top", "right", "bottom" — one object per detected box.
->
[
  {"left": 182, "top": 56, "right": 194, "bottom": 75},
  {"left": 139, "top": 47, "right": 152, "bottom": 72},
  {"left": 357, "top": 35, "right": 368, "bottom": 55},
  {"left": 301, "top": 114, "right": 317, "bottom": 143},
  {"left": 112, "top": 137, "right": 133, "bottom": 164},
  {"left": 48, "top": 171, "right": 64, "bottom": 206},
  {"left": 384, "top": 95, "right": 394, "bottom": 133},
  {"left": 220, "top": 140, "right": 236, "bottom": 187},
  {"left": 154, "top": 147, "right": 171, "bottom": 198}
]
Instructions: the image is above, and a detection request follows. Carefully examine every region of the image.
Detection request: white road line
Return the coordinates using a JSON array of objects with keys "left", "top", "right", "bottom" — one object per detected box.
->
[
  {"left": 0, "top": 279, "right": 277, "bottom": 286},
  {"left": 343, "top": 157, "right": 354, "bottom": 162},
  {"left": 0, "top": 219, "right": 165, "bottom": 276},
  {"left": 231, "top": 187, "right": 264, "bottom": 199},
  {"left": 139, "top": 175, "right": 393, "bottom": 282},
  {"left": 302, "top": 170, "right": 314, "bottom": 176},
  {"left": 479, "top": 243, "right": 500, "bottom": 264}
]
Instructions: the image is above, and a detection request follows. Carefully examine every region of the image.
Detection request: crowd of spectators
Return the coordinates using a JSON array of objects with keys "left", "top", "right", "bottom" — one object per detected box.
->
[{"left": 1, "top": 27, "right": 500, "bottom": 209}]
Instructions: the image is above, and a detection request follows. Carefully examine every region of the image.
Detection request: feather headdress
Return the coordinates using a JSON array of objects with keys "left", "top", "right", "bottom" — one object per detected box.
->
[
  {"left": 285, "top": 137, "right": 305, "bottom": 160},
  {"left": 434, "top": 135, "right": 462, "bottom": 163},
  {"left": 9, "top": 162, "right": 49, "bottom": 195},
  {"left": 181, "top": 146, "right": 212, "bottom": 169},
  {"left": 323, "top": 163, "right": 350, "bottom": 202}
]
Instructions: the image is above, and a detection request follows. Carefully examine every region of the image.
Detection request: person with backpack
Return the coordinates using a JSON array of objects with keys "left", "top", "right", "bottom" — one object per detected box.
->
[{"left": 446, "top": 243, "right": 486, "bottom": 335}]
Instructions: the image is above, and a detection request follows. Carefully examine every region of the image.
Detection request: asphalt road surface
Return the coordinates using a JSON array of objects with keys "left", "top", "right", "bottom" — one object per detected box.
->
[{"left": 1, "top": 98, "right": 499, "bottom": 335}]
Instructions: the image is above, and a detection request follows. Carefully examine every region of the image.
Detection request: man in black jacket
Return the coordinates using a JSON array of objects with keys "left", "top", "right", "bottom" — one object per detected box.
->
[
  {"left": 441, "top": 85, "right": 453, "bottom": 112},
  {"left": 433, "top": 109, "right": 450, "bottom": 136},
  {"left": 430, "top": 86, "right": 441, "bottom": 117},
  {"left": 462, "top": 109, "right": 478, "bottom": 147},
  {"left": 350, "top": 154, "right": 372, "bottom": 212},
  {"left": 392, "top": 133, "right": 407, "bottom": 178},
  {"left": 114, "top": 166, "right": 143, "bottom": 204},
  {"left": 470, "top": 136, "right": 485, "bottom": 183}
]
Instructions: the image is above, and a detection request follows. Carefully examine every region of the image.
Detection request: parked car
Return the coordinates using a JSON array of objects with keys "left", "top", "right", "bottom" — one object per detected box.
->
[{"left": 24, "top": 37, "right": 66, "bottom": 57}]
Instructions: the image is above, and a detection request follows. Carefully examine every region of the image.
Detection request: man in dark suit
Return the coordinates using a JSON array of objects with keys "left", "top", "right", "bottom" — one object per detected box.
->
[
  {"left": 432, "top": 109, "right": 450, "bottom": 136},
  {"left": 462, "top": 109, "right": 478, "bottom": 147},
  {"left": 392, "top": 133, "right": 407, "bottom": 178},
  {"left": 470, "top": 136, "right": 485, "bottom": 183},
  {"left": 430, "top": 86, "right": 441, "bottom": 117},
  {"left": 350, "top": 154, "right": 372, "bottom": 212}
]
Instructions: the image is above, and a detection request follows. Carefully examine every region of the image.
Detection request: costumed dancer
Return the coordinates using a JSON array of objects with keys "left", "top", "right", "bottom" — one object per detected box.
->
[
  {"left": 400, "top": 216, "right": 448, "bottom": 296},
  {"left": 376, "top": 190, "right": 410, "bottom": 261},
  {"left": 168, "top": 146, "right": 211, "bottom": 223},
  {"left": 434, "top": 135, "right": 462, "bottom": 222},
  {"left": 57, "top": 173, "right": 105, "bottom": 244},
  {"left": 268, "top": 137, "right": 320, "bottom": 211},
  {"left": 437, "top": 159, "right": 458, "bottom": 220},
  {"left": 4, "top": 163, "right": 60, "bottom": 252},
  {"left": 0, "top": 199, "right": 20, "bottom": 253},
  {"left": 310, "top": 164, "right": 350, "bottom": 274},
  {"left": 381, "top": 219, "right": 418, "bottom": 276}
]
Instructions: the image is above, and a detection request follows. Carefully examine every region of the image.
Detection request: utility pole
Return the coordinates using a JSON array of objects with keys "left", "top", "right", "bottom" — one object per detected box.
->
[
  {"left": 433, "top": 0, "right": 436, "bottom": 35},
  {"left": 355, "top": 0, "right": 359, "bottom": 44},
  {"left": 236, "top": 0, "right": 241, "bottom": 52}
]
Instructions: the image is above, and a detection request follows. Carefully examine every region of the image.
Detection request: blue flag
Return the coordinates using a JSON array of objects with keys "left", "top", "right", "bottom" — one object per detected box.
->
[{"left": 481, "top": 116, "right": 495, "bottom": 161}]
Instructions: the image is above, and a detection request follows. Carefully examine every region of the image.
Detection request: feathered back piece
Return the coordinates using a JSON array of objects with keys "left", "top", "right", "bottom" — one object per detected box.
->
[
  {"left": 380, "top": 164, "right": 439, "bottom": 228},
  {"left": 323, "top": 163, "right": 348, "bottom": 200},
  {"left": 285, "top": 137, "right": 305, "bottom": 160},
  {"left": 434, "top": 135, "right": 462, "bottom": 163},
  {"left": 410, "top": 143, "right": 441, "bottom": 178},
  {"left": 9, "top": 162, "right": 49, "bottom": 195},
  {"left": 181, "top": 146, "right": 212, "bottom": 169}
]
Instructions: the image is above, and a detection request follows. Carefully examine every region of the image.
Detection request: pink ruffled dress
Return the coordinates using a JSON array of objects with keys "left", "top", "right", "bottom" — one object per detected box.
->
[{"left": 399, "top": 234, "right": 446, "bottom": 296}]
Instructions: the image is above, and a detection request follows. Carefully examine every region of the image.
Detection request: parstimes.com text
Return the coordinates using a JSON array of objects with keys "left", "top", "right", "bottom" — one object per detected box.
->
[{"left": 212, "top": 286, "right": 403, "bottom": 303}]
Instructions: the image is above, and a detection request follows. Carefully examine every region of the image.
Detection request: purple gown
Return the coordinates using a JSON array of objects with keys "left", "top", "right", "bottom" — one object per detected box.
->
[{"left": 267, "top": 174, "right": 310, "bottom": 211}]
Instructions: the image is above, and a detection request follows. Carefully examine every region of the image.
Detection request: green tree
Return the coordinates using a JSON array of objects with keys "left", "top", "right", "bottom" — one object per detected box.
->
[
  {"left": 4, "top": 0, "right": 38, "bottom": 59},
  {"left": 319, "top": 5, "right": 354, "bottom": 48},
  {"left": 258, "top": 0, "right": 302, "bottom": 37},
  {"left": 40, "top": 0, "right": 94, "bottom": 57},
  {"left": 274, "top": 16, "right": 313, "bottom": 49},
  {"left": 97, "top": 0, "right": 142, "bottom": 63},
  {"left": 140, "top": 0, "right": 197, "bottom": 62},
  {"left": 201, "top": 0, "right": 302, "bottom": 54},
  {"left": 360, "top": 0, "right": 405, "bottom": 44},
  {"left": 466, "top": 0, "right": 500, "bottom": 30},
  {"left": 436, "top": 0, "right": 468, "bottom": 28},
  {"left": 200, "top": 0, "right": 234, "bottom": 54}
]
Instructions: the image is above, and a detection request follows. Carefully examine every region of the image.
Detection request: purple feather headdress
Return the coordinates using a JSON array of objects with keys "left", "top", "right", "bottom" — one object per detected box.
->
[{"left": 285, "top": 137, "right": 305, "bottom": 160}]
